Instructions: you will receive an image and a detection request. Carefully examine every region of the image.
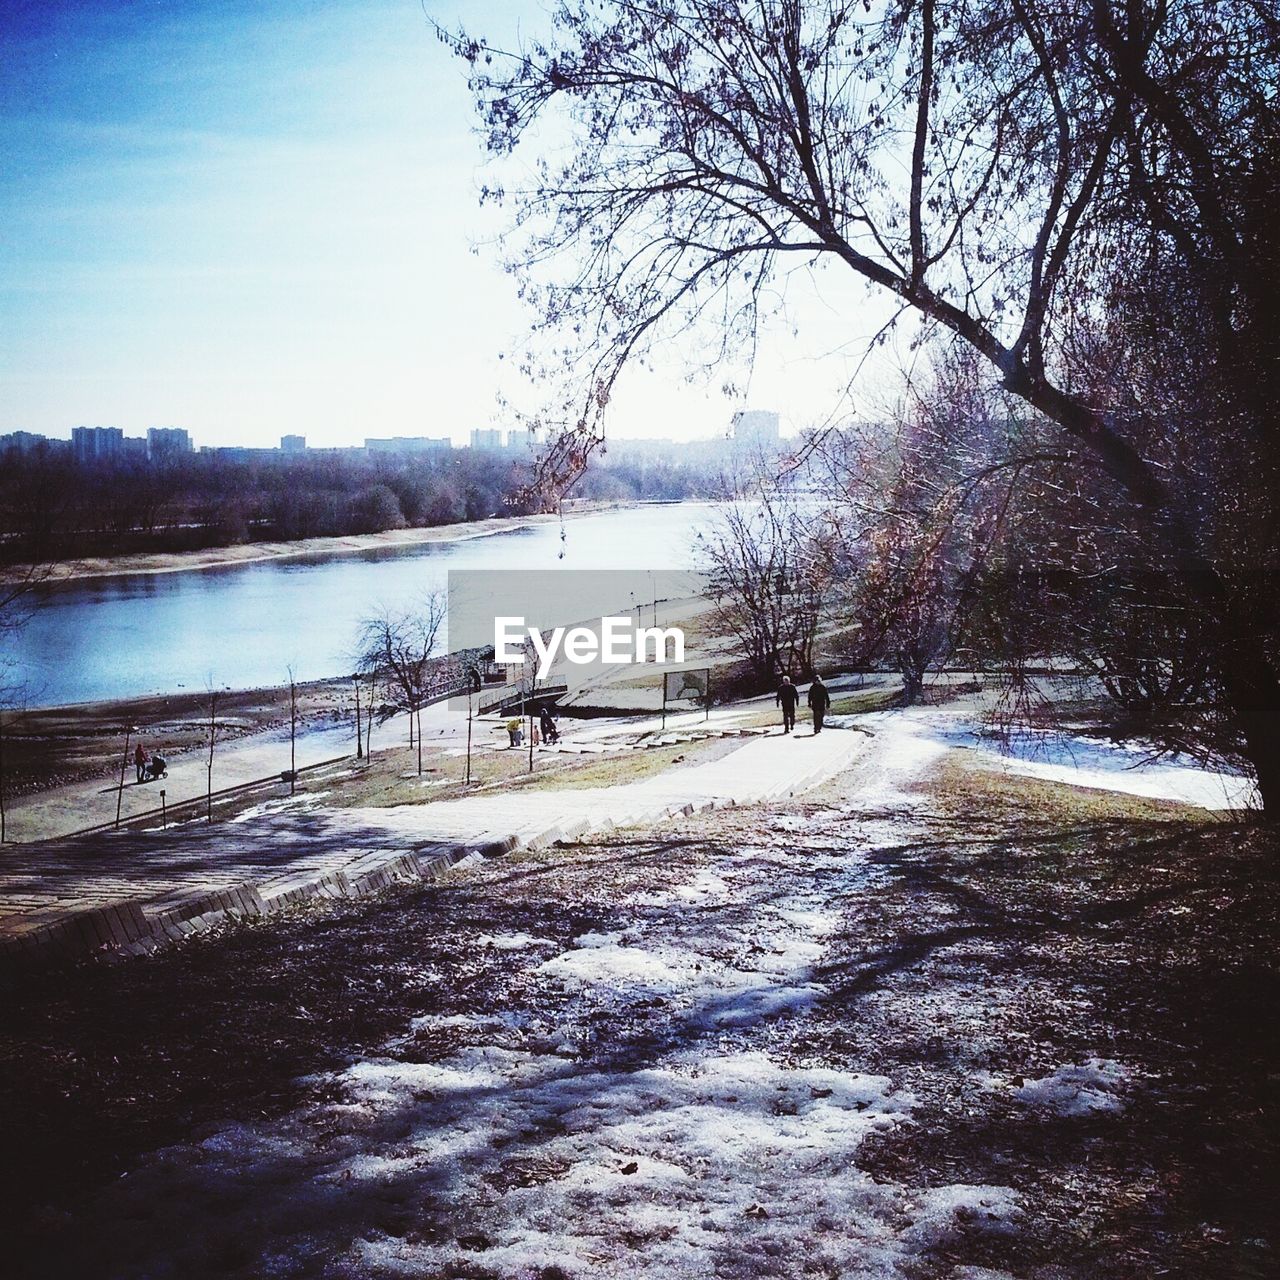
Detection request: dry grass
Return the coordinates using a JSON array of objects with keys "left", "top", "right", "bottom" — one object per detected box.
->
[
  {"left": 828, "top": 687, "right": 899, "bottom": 716},
  {"left": 931, "top": 751, "right": 1226, "bottom": 825},
  {"left": 300, "top": 730, "right": 740, "bottom": 810}
]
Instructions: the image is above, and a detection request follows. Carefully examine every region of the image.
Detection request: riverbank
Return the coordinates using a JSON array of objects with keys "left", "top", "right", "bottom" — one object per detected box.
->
[{"left": 3, "top": 499, "right": 648, "bottom": 585}]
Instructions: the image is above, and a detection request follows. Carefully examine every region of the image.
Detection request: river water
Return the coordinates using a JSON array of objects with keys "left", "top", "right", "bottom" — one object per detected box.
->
[{"left": 10, "top": 503, "right": 719, "bottom": 708}]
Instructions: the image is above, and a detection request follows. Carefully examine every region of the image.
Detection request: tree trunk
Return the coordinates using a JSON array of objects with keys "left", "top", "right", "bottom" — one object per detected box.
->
[
  {"left": 900, "top": 653, "right": 926, "bottom": 705},
  {"left": 1216, "top": 629, "right": 1280, "bottom": 816}
]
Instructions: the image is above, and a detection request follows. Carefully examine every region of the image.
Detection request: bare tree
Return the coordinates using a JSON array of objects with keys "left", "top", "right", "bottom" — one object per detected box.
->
[
  {"left": 448, "top": 1, "right": 1280, "bottom": 810},
  {"left": 356, "top": 591, "right": 448, "bottom": 774},
  {"left": 809, "top": 349, "right": 1071, "bottom": 703},
  {"left": 698, "top": 483, "right": 831, "bottom": 686}
]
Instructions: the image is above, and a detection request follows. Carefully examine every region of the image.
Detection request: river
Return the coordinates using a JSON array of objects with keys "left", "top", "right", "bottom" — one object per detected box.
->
[{"left": 9, "top": 503, "right": 719, "bottom": 708}]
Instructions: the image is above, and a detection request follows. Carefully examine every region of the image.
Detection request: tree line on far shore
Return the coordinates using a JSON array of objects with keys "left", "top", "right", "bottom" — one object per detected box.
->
[{"left": 0, "top": 446, "right": 710, "bottom": 565}]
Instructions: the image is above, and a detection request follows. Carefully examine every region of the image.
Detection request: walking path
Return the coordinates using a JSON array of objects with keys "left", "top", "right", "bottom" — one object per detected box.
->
[
  {"left": 1, "top": 721, "right": 360, "bottom": 844},
  {"left": 2, "top": 671, "right": 895, "bottom": 843},
  {"left": 0, "top": 725, "right": 868, "bottom": 966}
]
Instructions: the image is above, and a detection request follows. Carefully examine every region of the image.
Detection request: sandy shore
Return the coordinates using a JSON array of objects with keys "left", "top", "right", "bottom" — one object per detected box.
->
[
  {"left": 15, "top": 508, "right": 615, "bottom": 585},
  {"left": 6, "top": 500, "right": 658, "bottom": 585}
]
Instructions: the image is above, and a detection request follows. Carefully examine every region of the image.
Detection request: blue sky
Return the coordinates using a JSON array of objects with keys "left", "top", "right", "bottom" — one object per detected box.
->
[{"left": 1, "top": 1, "right": 886, "bottom": 448}]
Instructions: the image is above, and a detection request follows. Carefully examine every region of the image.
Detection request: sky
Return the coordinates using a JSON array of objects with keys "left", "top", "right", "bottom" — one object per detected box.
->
[{"left": 0, "top": 0, "right": 896, "bottom": 448}]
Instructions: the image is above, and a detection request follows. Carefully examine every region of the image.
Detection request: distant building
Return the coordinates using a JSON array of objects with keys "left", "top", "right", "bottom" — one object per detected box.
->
[
  {"left": 147, "top": 427, "right": 193, "bottom": 460},
  {"left": 72, "top": 425, "right": 124, "bottom": 464},
  {"left": 281, "top": 434, "right": 307, "bottom": 453},
  {"left": 729, "top": 410, "right": 781, "bottom": 445},
  {"left": 469, "top": 428, "right": 503, "bottom": 450},
  {"left": 364, "top": 436, "right": 452, "bottom": 455},
  {"left": 0, "top": 430, "right": 51, "bottom": 455},
  {"left": 200, "top": 445, "right": 277, "bottom": 463}
]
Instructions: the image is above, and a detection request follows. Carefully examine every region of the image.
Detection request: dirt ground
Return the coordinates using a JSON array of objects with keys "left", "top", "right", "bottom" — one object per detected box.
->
[{"left": 1, "top": 752, "right": 1275, "bottom": 1279}]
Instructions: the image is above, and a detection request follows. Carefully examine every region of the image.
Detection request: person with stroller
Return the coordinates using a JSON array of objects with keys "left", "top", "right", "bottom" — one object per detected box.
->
[
  {"left": 134, "top": 742, "right": 148, "bottom": 783},
  {"left": 538, "top": 704, "right": 560, "bottom": 745}
]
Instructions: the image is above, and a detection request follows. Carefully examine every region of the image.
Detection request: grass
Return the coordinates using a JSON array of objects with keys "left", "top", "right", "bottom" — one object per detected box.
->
[
  {"left": 290, "top": 729, "right": 740, "bottom": 811},
  {"left": 828, "top": 687, "right": 900, "bottom": 716},
  {"left": 931, "top": 750, "right": 1225, "bottom": 825}
]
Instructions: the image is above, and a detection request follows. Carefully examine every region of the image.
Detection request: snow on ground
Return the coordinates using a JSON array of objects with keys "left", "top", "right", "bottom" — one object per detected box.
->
[
  {"left": 475, "top": 931, "right": 554, "bottom": 951},
  {"left": 58, "top": 700, "right": 1209, "bottom": 1277},
  {"left": 837, "top": 699, "right": 1257, "bottom": 812},
  {"left": 230, "top": 791, "right": 334, "bottom": 823},
  {"left": 335, "top": 1045, "right": 928, "bottom": 1279},
  {"left": 536, "top": 920, "right": 826, "bottom": 1026},
  {"left": 71, "top": 758, "right": 1039, "bottom": 1279},
  {"left": 828, "top": 708, "right": 950, "bottom": 811},
  {"left": 962, "top": 731, "right": 1257, "bottom": 811},
  {"left": 978, "top": 1059, "right": 1130, "bottom": 1117}
]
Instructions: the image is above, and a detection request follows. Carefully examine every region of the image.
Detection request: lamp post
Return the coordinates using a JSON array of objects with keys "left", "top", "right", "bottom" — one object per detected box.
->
[
  {"left": 354, "top": 674, "right": 363, "bottom": 759},
  {"left": 115, "top": 725, "right": 137, "bottom": 829},
  {"left": 289, "top": 670, "right": 297, "bottom": 796},
  {"left": 527, "top": 675, "right": 536, "bottom": 774}
]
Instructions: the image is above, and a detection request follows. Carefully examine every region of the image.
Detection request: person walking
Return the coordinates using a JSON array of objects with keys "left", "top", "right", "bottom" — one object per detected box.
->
[
  {"left": 807, "top": 675, "right": 831, "bottom": 734},
  {"left": 134, "top": 741, "right": 147, "bottom": 783},
  {"left": 776, "top": 675, "right": 799, "bottom": 733},
  {"left": 538, "top": 704, "right": 559, "bottom": 745}
]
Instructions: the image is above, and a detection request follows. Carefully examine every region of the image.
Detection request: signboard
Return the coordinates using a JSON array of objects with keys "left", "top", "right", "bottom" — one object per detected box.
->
[{"left": 664, "top": 669, "right": 709, "bottom": 703}]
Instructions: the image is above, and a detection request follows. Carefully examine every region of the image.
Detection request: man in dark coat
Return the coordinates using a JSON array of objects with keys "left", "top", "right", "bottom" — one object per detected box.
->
[
  {"left": 776, "top": 675, "right": 799, "bottom": 733},
  {"left": 807, "top": 675, "right": 831, "bottom": 734},
  {"left": 538, "top": 704, "right": 559, "bottom": 745}
]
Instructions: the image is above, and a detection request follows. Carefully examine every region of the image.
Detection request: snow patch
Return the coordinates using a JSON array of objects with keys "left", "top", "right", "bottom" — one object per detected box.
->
[
  {"left": 631, "top": 867, "right": 733, "bottom": 907},
  {"left": 982, "top": 748, "right": 1255, "bottom": 811},
  {"left": 476, "top": 931, "right": 550, "bottom": 951},
  {"left": 230, "top": 790, "right": 332, "bottom": 823},
  {"left": 901, "top": 1183, "right": 1022, "bottom": 1248},
  {"left": 830, "top": 708, "right": 949, "bottom": 810},
  {"left": 981, "top": 1058, "right": 1129, "bottom": 1116},
  {"left": 772, "top": 905, "right": 841, "bottom": 936}
]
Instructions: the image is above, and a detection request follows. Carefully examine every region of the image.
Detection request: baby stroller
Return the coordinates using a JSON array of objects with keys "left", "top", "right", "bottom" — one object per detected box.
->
[{"left": 143, "top": 753, "right": 168, "bottom": 782}]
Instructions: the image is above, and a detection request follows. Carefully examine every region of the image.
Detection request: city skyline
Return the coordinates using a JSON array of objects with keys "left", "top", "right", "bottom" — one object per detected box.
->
[
  {"left": 1, "top": 0, "right": 898, "bottom": 450},
  {"left": 1, "top": 410, "right": 790, "bottom": 458}
]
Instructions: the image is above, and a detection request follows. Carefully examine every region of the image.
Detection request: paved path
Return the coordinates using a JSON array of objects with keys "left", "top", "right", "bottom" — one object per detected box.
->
[
  {"left": 1, "top": 725, "right": 868, "bottom": 965},
  {"left": 2, "top": 670, "right": 893, "bottom": 843},
  {"left": 1, "top": 721, "right": 360, "bottom": 844}
]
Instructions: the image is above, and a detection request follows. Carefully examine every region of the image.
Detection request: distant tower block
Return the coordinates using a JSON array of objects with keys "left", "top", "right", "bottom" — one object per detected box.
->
[
  {"left": 281, "top": 434, "right": 307, "bottom": 453},
  {"left": 147, "top": 427, "right": 193, "bottom": 460},
  {"left": 729, "top": 410, "right": 781, "bottom": 445},
  {"left": 72, "top": 425, "right": 124, "bottom": 464}
]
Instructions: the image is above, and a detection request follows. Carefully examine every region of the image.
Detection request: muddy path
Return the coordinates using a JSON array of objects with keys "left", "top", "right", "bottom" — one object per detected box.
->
[{"left": 1, "top": 757, "right": 1275, "bottom": 1278}]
